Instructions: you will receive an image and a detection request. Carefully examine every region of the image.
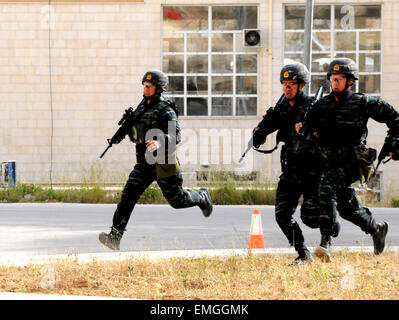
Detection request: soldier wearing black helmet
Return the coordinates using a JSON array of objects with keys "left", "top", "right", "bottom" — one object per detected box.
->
[
  {"left": 99, "top": 70, "right": 213, "bottom": 251},
  {"left": 305, "top": 57, "right": 399, "bottom": 262},
  {"left": 252, "top": 62, "right": 335, "bottom": 266}
]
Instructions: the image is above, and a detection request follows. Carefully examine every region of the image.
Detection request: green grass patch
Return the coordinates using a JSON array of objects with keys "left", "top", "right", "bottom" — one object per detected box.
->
[
  {"left": 211, "top": 185, "right": 275, "bottom": 205},
  {"left": 391, "top": 198, "right": 399, "bottom": 208},
  {"left": 0, "top": 184, "right": 119, "bottom": 204},
  {"left": 0, "top": 183, "right": 276, "bottom": 205},
  {"left": 1, "top": 183, "right": 394, "bottom": 207}
]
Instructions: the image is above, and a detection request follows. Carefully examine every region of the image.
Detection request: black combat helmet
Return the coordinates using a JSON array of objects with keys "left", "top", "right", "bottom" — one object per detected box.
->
[
  {"left": 327, "top": 58, "right": 359, "bottom": 80},
  {"left": 280, "top": 63, "right": 310, "bottom": 84},
  {"left": 142, "top": 70, "right": 169, "bottom": 91}
]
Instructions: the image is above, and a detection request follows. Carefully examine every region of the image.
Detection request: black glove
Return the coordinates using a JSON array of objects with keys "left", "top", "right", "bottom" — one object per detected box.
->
[
  {"left": 252, "top": 127, "right": 267, "bottom": 149},
  {"left": 252, "top": 108, "right": 276, "bottom": 148},
  {"left": 391, "top": 137, "right": 399, "bottom": 160}
]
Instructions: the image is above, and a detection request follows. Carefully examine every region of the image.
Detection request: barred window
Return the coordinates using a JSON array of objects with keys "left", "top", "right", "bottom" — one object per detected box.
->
[
  {"left": 162, "top": 5, "right": 258, "bottom": 117},
  {"left": 284, "top": 4, "right": 381, "bottom": 96}
]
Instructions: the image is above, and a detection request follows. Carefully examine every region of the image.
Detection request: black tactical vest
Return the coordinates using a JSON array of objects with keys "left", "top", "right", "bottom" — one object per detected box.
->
[
  {"left": 275, "top": 94, "right": 314, "bottom": 146},
  {"left": 314, "top": 91, "right": 367, "bottom": 146},
  {"left": 131, "top": 97, "right": 173, "bottom": 145},
  {"left": 275, "top": 94, "right": 320, "bottom": 172}
]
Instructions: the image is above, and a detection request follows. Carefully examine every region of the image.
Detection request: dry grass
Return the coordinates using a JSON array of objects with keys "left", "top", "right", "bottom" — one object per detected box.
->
[{"left": 1, "top": 251, "right": 399, "bottom": 300}]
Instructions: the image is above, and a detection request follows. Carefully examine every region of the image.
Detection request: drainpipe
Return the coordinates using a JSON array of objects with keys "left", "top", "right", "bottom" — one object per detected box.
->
[
  {"left": 304, "top": 0, "right": 314, "bottom": 95},
  {"left": 266, "top": 0, "right": 273, "bottom": 181}
]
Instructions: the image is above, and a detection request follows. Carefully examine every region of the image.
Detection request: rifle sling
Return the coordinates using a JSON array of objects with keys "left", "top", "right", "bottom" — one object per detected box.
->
[{"left": 253, "top": 143, "right": 278, "bottom": 154}]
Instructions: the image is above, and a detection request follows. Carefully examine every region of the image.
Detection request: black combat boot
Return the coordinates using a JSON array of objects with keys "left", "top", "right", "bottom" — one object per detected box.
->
[
  {"left": 314, "top": 234, "right": 332, "bottom": 262},
  {"left": 198, "top": 188, "right": 213, "bottom": 217},
  {"left": 99, "top": 227, "right": 123, "bottom": 251},
  {"left": 289, "top": 247, "right": 314, "bottom": 266},
  {"left": 371, "top": 221, "right": 389, "bottom": 255}
]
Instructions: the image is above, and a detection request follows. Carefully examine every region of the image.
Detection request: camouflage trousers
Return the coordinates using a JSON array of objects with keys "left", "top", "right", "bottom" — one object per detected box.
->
[
  {"left": 112, "top": 162, "right": 202, "bottom": 232},
  {"left": 275, "top": 170, "right": 321, "bottom": 251},
  {"left": 319, "top": 166, "right": 374, "bottom": 236}
]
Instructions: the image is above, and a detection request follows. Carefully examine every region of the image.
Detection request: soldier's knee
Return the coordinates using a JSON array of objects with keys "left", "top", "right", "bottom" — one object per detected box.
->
[
  {"left": 118, "top": 192, "right": 139, "bottom": 209},
  {"left": 275, "top": 199, "right": 296, "bottom": 219},
  {"left": 275, "top": 215, "right": 285, "bottom": 226},
  {"left": 300, "top": 215, "right": 319, "bottom": 229},
  {"left": 300, "top": 206, "right": 319, "bottom": 228},
  {"left": 337, "top": 205, "right": 351, "bottom": 219},
  {"left": 300, "top": 199, "right": 320, "bottom": 228},
  {"left": 167, "top": 198, "right": 182, "bottom": 209},
  {"left": 275, "top": 208, "right": 289, "bottom": 224},
  {"left": 337, "top": 191, "right": 359, "bottom": 218},
  {"left": 275, "top": 211, "right": 296, "bottom": 232}
]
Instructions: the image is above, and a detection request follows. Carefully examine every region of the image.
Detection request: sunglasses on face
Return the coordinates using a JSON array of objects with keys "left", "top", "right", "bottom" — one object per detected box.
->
[
  {"left": 331, "top": 77, "right": 347, "bottom": 83},
  {"left": 282, "top": 82, "right": 298, "bottom": 88}
]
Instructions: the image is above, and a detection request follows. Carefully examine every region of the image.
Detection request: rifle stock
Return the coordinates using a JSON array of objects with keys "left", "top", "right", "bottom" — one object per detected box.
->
[{"left": 238, "top": 137, "right": 254, "bottom": 163}]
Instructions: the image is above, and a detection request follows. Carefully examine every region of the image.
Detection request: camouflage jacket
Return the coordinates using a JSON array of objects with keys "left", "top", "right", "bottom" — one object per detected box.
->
[
  {"left": 309, "top": 91, "right": 399, "bottom": 166},
  {"left": 129, "top": 96, "right": 181, "bottom": 179},
  {"left": 255, "top": 91, "right": 320, "bottom": 172}
]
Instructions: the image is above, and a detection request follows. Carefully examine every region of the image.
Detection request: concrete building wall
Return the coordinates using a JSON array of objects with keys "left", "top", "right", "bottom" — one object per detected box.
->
[
  {"left": 0, "top": 1, "right": 159, "bottom": 184},
  {"left": 0, "top": 0, "right": 398, "bottom": 194}
]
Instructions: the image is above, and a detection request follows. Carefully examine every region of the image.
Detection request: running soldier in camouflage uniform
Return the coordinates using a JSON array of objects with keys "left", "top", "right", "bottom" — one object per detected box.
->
[
  {"left": 306, "top": 58, "right": 399, "bottom": 262},
  {"left": 253, "top": 63, "right": 337, "bottom": 266},
  {"left": 99, "top": 70, "right": 213, "bottom": 250}
]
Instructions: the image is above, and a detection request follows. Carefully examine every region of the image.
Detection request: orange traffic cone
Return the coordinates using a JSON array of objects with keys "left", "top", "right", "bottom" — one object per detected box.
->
[{"left": 249, "top": 209, "right": 265, "bottom": 249}]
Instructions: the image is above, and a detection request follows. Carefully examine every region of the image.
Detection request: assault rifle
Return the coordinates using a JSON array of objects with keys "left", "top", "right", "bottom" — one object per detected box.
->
[
  {"left": 292, "top": 85, "right": 324, "bottom": 153},
  {"left": 238, "top": 94, "right": 285, "bottom": 163},
  {"left": 99, "top": 99, "right": 145, "bottom": 159},
  {"left": 374, "top": 130, "right": 394, "bottom": 175},
  {"left": 298, "top": 85, "right": 324, "bottom": 140}
]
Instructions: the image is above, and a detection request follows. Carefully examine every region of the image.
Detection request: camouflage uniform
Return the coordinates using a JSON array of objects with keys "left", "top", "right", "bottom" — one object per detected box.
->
[
  {"left": 302, "top": 58, "right": 399, "bottom": 261},
  {"left": 99, "top": 70, "right": 212, "bottom": 250},
  {"left": 111, "top": 96, "right": 206, "bottom": 232},
  {"left": 311, "top": 91, "right": 399, "bottom": 238},
  {"left": 255, "top": 90, "right": 322, "bottom": 256},
  {"left": 306, "top": 58, "right": 399, "bottom": 260}
]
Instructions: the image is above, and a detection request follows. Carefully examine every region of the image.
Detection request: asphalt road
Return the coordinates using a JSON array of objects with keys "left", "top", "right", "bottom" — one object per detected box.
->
[{"left": 0, "top": 203, "right": 398, "bottom": 256}]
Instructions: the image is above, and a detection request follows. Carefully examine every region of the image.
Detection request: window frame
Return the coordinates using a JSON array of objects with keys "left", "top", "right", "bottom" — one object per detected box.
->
[
  {"left": 161, "top": 5, "right": 260, "bottom": 118},
  {"left": 283, "top": 4, "right": 382, "bottom": 97}
]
